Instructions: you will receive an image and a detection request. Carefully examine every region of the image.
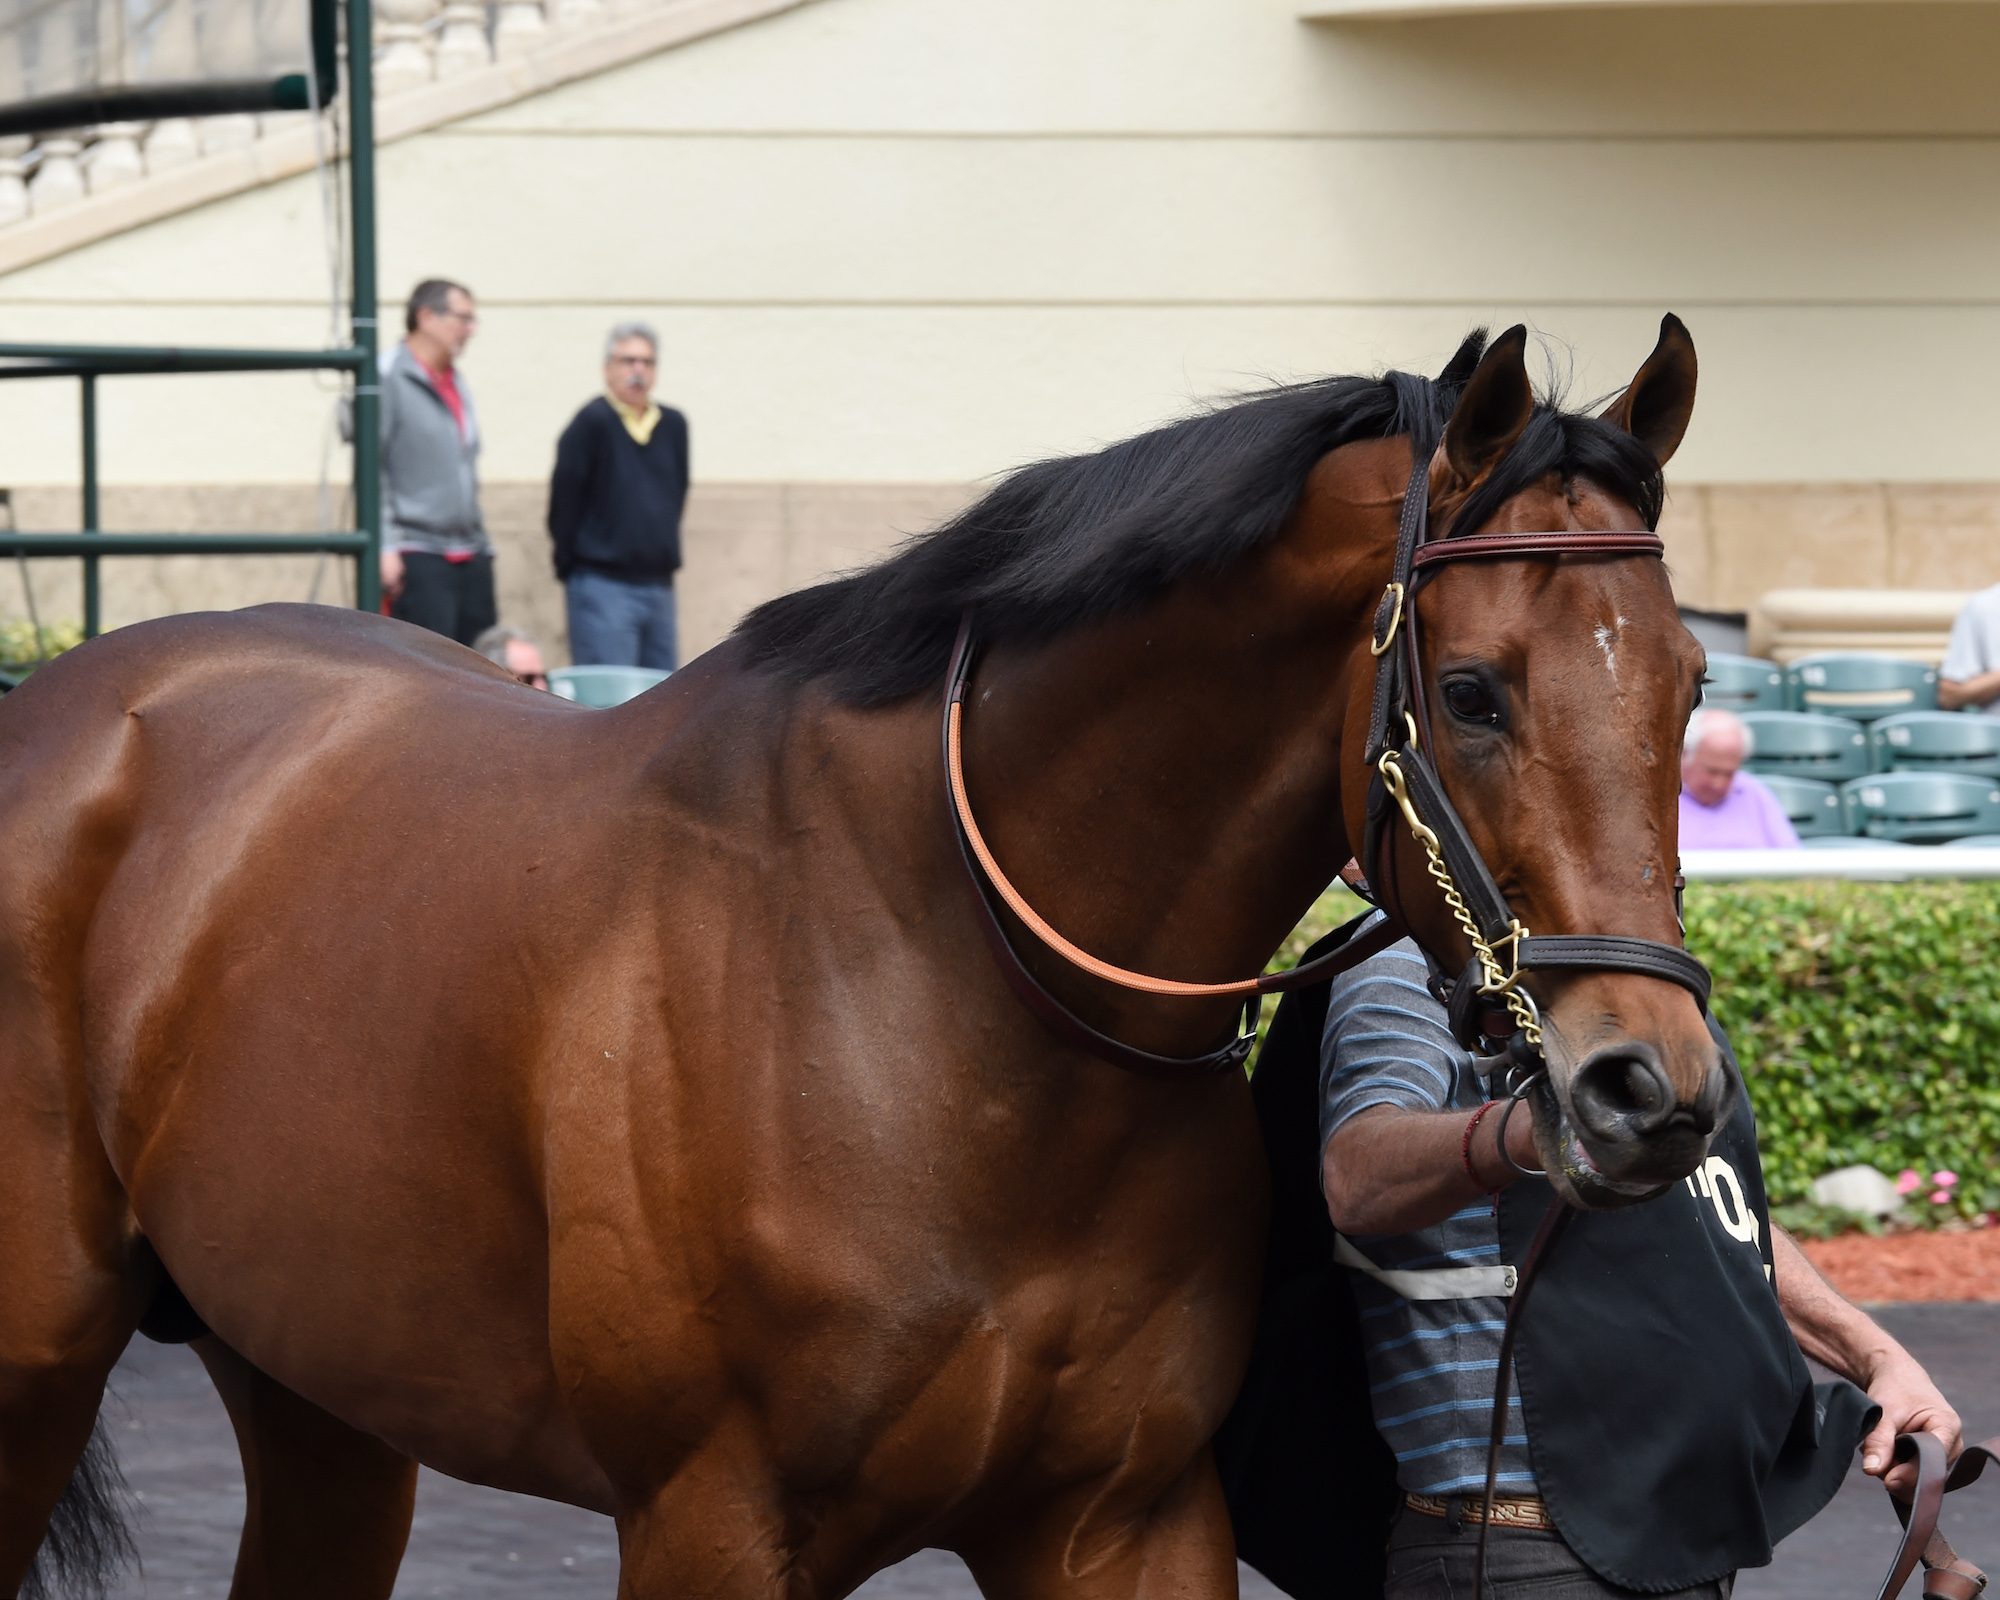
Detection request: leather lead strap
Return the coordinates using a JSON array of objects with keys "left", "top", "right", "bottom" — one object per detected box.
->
[
  {"left": 1876, "top": 1435, "right": 2000, "bottom": 1600},
  {"left": 1472, "top": 1197, "right": 1573, "bottom": 1600}
]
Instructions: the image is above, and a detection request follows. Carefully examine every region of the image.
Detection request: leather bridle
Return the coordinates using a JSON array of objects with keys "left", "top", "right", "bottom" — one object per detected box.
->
[{"left": 942, "top": 447, "right": 1711, "bottom": 1078}]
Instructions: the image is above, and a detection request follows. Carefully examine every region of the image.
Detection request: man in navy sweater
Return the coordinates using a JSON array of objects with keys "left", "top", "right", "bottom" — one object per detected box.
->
[{"left": 547, "top": 322, "right": 690, "bottom": 670}]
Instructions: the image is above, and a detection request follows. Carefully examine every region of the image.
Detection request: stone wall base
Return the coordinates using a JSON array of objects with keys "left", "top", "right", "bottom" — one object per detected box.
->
[
  {"left": 0, "top": 482, "right": 973, "bottom": 664},
  {"left": 1659, "top": 483, "right": 2000, "bottom": 614},
  {"left": 3, "top": 481, "right": 1993, "bottom": 662}
]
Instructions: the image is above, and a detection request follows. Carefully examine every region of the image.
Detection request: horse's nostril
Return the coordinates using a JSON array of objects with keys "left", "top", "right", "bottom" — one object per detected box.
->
[
  {"left": 1569, "top": 1048, "right": 1676, "bottom": 1141},
  {"left": 1688, "top": 1060, "right": 1731, "bottom": 1137}
]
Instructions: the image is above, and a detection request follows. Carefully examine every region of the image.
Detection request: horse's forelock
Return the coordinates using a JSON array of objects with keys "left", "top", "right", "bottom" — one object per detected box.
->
[{"left": 1444, "top": 408, "right": 1666, "bottom": 543}]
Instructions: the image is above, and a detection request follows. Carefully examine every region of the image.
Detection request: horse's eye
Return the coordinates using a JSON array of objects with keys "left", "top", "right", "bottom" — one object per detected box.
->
[{"left": 1443, "top": 679, "right": 1499, "bottom": 725}]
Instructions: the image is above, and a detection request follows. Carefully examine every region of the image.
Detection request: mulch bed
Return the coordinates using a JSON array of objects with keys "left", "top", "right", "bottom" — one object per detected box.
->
[{"left": 1801, "top": 1228, "right": 2000, "bottom": 1302}]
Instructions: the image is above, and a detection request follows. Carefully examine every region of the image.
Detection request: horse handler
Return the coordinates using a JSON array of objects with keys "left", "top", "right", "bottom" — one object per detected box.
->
[{"left": 1218, "top": 899, "right": 1963, "bottom": 1600}]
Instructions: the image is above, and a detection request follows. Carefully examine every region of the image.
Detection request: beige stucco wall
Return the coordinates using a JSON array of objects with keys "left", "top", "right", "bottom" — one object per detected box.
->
[{"left": 3, "top": 0, "right": 1999, "bottom": 645}]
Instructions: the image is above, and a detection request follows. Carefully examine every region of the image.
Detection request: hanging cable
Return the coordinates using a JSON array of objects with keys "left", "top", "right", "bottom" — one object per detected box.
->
[{"left": 303, "top": 31, "right": 354, "bottom": 601}]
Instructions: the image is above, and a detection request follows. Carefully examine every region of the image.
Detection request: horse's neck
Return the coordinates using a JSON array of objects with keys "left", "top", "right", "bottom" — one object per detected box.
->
[{"left": 954, "top": 575, "right": 1366, "bottom": 1057}]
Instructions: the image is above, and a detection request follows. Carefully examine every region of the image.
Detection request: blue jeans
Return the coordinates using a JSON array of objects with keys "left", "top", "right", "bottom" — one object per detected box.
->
[{"left": 565, "top": 569, "right": 677, "bottom": 670}]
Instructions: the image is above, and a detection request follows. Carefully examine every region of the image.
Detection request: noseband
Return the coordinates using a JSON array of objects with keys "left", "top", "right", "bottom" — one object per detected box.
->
[{"left": 942, "top": 452, "right": 1711, "bottom": 1077}]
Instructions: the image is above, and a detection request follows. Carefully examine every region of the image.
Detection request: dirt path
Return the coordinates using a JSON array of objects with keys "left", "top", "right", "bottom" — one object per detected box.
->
[{"left": 1801, "top": 1229, "right": 2000, "bottom": 1303}]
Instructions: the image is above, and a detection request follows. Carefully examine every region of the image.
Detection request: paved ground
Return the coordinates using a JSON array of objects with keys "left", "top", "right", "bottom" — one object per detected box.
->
[
  {"left": 1737, "top": 1304, "right": 2000, "bottom": 1600},
  {"left": 87, "top": 1305, "right": 1999, "bottom": 1599}
]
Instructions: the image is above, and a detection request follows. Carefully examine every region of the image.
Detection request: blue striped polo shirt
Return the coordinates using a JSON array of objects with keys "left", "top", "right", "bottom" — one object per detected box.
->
[{"left": 1317, "top": 925, "right": 1535, "bottom": 1498}]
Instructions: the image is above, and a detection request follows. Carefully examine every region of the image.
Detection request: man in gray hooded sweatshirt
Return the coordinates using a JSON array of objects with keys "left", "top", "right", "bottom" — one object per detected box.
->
[{"left": 373, "top": 278, "right": 495, "bottom": 645}]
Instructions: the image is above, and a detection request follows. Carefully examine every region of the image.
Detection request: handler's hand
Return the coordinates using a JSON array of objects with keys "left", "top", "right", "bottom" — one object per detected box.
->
[
  {"left": 380, "top": 547, "right": 405, "bottom": 604},
  {"left": 1862, "top": 1354, "right": 1963, "bottom": 1499}
]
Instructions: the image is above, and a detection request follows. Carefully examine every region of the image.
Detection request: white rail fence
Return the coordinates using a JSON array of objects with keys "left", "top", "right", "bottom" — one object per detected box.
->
[{"left": 1682, "top": 847, "right": 2000, "bottom": 881}]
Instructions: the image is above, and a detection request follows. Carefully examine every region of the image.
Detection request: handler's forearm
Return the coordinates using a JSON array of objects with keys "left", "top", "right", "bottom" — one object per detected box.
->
[
  {"left": 1938, "top": 670, "right": 2000, "bottom": 711},
  {"left": 1772, "top": 1225, "right": 1908, "bottom": 1387},
  {"left": 1324, "top": 1102, "right": 1538, "bottom": 1236},
  {"left": 1773, "top": 1225, "right": 1964, "bottom": 1486}
]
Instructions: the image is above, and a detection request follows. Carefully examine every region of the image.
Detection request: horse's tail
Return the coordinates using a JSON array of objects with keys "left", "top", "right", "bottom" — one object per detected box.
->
[{"left": 22, "top": 1409, "right": 138, "bottom": 1600}]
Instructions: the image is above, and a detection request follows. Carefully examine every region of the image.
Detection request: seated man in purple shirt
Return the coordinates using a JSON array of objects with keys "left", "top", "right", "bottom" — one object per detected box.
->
[{"left": 1680, "top": 708, "right": 1801, "bottom": 848}]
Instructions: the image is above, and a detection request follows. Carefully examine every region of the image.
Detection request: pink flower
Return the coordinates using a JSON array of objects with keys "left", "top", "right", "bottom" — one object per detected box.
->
[
  {"left": 1896, "top": 1169, "right": 1923, "bottom": 1195},
  {"left": 1931, "top": 1191, "right": 1953, "bottom": 1205},
  {"left": 1933, "top": 1171, "right": 1959, "bottom": 1188}
]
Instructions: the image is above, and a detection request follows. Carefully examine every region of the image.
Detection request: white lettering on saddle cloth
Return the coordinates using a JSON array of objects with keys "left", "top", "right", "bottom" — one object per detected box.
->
[{"left": 1686, "top": 1155, "right": 1768, "bottom": 1276}]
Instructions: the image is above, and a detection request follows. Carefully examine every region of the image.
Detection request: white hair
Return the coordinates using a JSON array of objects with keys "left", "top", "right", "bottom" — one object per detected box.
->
[
  {"left": 605, "top": 320, "right": 658, "bottom": 360},
  {"left": 473, "top": 623, "right": 537, "bottom": 667},
  {"left": 1685, "top": 706, "right": 1753, "bottom": 759}
]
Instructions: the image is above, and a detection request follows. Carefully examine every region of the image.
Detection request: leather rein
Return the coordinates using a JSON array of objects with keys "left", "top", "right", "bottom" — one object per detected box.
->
[{"left": 942, "top": 450, "right": 1711, "bottom": 1077}]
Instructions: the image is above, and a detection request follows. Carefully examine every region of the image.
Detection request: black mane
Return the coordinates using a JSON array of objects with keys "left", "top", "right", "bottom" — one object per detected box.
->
[{"left": 736, "top": 332, "right": 1665, "bottom": 706}]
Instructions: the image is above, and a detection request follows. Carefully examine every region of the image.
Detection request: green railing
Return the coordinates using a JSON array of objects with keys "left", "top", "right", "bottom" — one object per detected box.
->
[{"left": 0, "top": 0, "right": 381, "bottom": 637}]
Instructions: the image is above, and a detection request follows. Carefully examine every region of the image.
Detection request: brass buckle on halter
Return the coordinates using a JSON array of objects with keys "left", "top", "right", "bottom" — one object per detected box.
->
[
  {"left": 1370, "top": 582, "right": 1406, "bottom": 657},
  {"left": 1477, "top": 922, "right": 1530, "bottom": 995}
]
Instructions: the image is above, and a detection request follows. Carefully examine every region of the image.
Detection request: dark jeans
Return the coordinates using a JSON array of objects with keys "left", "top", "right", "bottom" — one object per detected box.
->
[
  {"left": 1386, "top": 1501, "right": 1734, "bottom": 1600},
  {"left": 564, "top": 568, "right": 677, "bottom": 671},
  {"left": 392, "top": 551, "right": 497, "bottom": 647}
]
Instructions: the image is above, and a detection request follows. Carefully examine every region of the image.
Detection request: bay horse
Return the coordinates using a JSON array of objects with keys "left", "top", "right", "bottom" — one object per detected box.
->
[{"left": 0, "top": 320, "right": 1718, "bottom": 1600}]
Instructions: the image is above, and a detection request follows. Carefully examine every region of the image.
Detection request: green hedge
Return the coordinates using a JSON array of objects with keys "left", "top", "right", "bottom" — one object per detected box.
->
[
  {"left": 1689, "top": 880, "right": 2000, "bottom": 1220},
  {"left": 1265, "top": 880, "right": 2000, "bottom": 1221}
]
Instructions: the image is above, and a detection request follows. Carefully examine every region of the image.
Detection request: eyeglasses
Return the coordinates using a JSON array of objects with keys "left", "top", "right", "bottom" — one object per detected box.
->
[
  {"left": 436, "top": 307, "right": 478, "bottom": 326},
  {"left": 610, "top": 355, "right": 656, "bottom": 368}
]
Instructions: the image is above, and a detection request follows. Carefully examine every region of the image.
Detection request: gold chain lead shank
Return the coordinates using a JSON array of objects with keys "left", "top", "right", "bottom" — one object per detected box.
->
[{"left": 1376, "top": 750, "right": 1544, "bottom": 1051}]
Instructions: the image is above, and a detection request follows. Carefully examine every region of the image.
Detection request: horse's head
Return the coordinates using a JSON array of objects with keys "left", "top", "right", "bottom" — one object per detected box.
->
[{"left": 1380, "top": 319, "right": 1723, "bottom": 1208}]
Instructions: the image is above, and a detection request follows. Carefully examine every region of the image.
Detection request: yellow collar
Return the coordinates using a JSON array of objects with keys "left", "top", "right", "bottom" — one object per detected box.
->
[{"left": 607, "top": 391, "right": 661, "bottom": 447}]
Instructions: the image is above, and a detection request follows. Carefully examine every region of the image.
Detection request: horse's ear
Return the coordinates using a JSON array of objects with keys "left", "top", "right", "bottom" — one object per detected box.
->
[
  {"left": 1435, "top": 329, "right": 1488, "bottom": 391},
  {"left": 1600, "top": 313, "right": 1697, "bottom": 466},
  {"left": 1439, "top": 324, "right": 1533, "bottom": 487}
]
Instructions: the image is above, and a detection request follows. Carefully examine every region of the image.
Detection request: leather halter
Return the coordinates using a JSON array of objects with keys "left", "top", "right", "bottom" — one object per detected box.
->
[
  {"left": 942, "top": 446, "right": 1711, "bottom": 1076},
  {"left": 1360, "top": 458, "right": 1709, "bottom": 1049}
]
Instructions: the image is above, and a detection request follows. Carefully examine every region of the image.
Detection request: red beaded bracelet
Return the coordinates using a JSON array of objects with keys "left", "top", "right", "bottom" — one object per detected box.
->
[{"left": 1460, "top": 1099, "right": 1506, "bottom": 1194}]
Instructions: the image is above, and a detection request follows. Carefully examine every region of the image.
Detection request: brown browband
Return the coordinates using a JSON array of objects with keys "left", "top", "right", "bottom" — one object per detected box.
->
[{"left": 1409, "top": 529, "right": 1665, "bottom": 569}]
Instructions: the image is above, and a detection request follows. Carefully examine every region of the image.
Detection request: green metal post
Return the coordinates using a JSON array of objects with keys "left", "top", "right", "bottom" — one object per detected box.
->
[
  {"left": 80, "top": 372, "right": 100, "bottom": 637},
  {"left": 347, "top": 0, "right": 382, "bottom": 615}
]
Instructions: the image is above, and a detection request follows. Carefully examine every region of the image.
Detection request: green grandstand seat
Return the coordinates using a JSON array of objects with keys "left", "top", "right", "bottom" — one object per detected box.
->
[
  {"left": 1784, "top": 653, "right": 1937, "bottom": 721},
  {"left": 1943, "top": 834, "right": 2000, "bottom": 848},
  {"left": 1869, "top": 710, "right": 2000, "bottom": 777},
  {"left": 1800, "top": 835, "right": 1912, "bottom": 850},
  {"left": 548, "top": 666, "right": 671, "bottom": 708},
  {"left": 1754, "top": 773, "right": 1848, "bottom": 838},
  {"left": 1702, "top": 654, "right": 1785, "bottom": 714},
  {"left": 1739, "top": 711, "right": 1870, "bottom": 782},
  {"left": 1839, "top": 773, "right": 2000, "bottom": 843}
]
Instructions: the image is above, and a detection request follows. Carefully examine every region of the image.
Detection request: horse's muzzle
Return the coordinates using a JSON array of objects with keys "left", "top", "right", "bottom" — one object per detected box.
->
[{"left": 1538, "top": 1035, "right": 1734, "bottom": 1205}]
